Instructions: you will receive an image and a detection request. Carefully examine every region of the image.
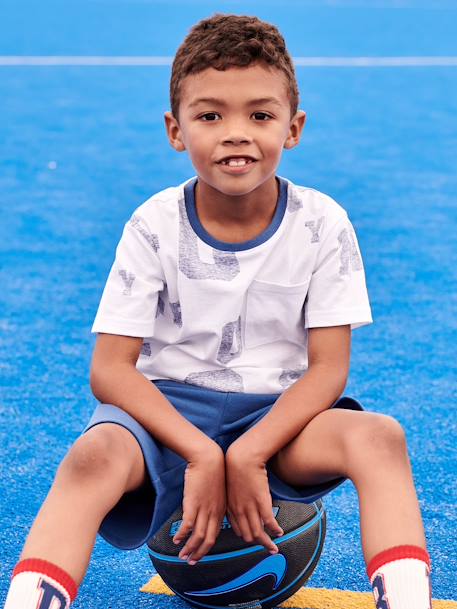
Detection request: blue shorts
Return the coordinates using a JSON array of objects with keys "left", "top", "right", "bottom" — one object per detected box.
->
[{"left": 83, "top": 380, "right": 363, "bottom": 550}]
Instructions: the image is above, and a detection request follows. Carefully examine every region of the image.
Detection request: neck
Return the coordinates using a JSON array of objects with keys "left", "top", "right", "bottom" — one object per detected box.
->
[{"left": 195, "top": 176, "right": 279, "bottom": 226}]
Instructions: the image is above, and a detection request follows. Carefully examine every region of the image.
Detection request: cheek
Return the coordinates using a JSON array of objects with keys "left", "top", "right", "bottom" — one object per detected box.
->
[
  {"left": 184, "top": 138, "right": 207, "bottom": 162},
  {"left": 264, "top": 126, "right": 290, "bottom": 153},
  {"left": 179, "top": 124, "right": 202, "bottom": 152},
  {"left": 265, "top": 139, "right": 286, "bottom": 161}
]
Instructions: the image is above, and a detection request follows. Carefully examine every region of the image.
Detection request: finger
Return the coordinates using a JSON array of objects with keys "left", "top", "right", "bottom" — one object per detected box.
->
[
  {"left": 236, "top": 512, "right": 257, "bottom": 544},
  {"left": 179, "top": 509, "right": 208, "bottom": 563},
  {"left": 227, "top": 511, "right": 242, "bottom": 537},
  {"left": 247, "top": 510, "right": 279, "bottom": 554},
  {"left": 260, "top": 505, "right": 284, "bottom": 538},
  {"left": 187, "top": 513, "right": 221, "bottom": 563},
  {"left": 173, "top": 504, "right": 197, "bottom": 546}
]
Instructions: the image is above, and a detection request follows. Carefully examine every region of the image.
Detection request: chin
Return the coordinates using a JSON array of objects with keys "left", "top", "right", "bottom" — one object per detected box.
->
[{"left": 206, "top": 175, "right": 273, "bottom": 197}]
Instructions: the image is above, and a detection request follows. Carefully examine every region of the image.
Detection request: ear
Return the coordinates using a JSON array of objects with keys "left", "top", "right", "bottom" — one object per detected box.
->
[
  {"left": 164, "top": 111, "right": 186, "bottom": 152},
  {"left": 284, "top": 110, "right": 306, "bottom": 150}
]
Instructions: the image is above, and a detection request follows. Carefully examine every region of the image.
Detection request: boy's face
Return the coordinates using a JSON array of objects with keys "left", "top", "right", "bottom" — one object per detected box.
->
[{"left": 165, "top": 63, "right": 306, "bottom": 198}]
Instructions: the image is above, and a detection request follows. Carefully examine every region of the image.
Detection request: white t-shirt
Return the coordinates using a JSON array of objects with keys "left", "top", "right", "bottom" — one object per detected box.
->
[{"left": 92, "top": 176, "right": 373, "bottom": 393}]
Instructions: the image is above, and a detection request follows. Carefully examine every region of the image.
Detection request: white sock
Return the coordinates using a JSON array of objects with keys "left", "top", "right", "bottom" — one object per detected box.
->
[
  {"left": 4, "top": 558, "right": 77, "bottom": 609},
  {"left": 367, "top": 545, "right": 432, "bottom": 609}
]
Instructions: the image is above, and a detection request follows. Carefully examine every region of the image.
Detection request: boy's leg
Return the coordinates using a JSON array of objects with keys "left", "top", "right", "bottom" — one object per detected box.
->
[
  {"left": 5, "top": 422, "right": 146, "bottom": 608},
  {"left": 269, "top": 408, "right": 426, "bottom": 560},
  {"left": 20, "top": 422, "right": 146, "bottom": 583},
  {"left": 268, "top": 408, "right": 430, "bottom": 608}
]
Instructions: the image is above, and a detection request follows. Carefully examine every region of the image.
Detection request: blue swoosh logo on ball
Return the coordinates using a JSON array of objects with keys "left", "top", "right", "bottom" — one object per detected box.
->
[{"left": 185, "top": 553, "right": 287, "bottom": 597}]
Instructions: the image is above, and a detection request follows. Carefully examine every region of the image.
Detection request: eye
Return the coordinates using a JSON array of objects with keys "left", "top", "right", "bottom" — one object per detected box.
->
[
  {"left": 252, "top": 112, "right": 272, "bottom": 121},
  {"left": 199, "top": 112, "right": 221, "bottom": 121}
]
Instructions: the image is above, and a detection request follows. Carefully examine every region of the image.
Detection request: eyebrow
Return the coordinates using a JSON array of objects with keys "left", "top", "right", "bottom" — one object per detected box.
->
[{"left": 187, "top": 96, "right": 283, "bottom": 109}]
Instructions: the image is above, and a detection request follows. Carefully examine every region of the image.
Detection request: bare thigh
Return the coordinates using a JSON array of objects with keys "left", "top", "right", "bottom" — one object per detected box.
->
[{"left": 268, "top": 409, "right": 402, "bottom": 487}]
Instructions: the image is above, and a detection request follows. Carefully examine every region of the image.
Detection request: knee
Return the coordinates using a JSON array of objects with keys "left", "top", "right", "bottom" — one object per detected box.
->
[
  {"left": 58, "top": 426, "right": 128, "bottom": 485},
  {"left": 344, "top": 413, "right": 408, "bottom": 471}
]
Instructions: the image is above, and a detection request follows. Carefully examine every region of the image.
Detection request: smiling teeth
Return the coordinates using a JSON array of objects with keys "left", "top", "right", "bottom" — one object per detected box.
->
[{"left": 222, "top": 158, "right": 252, "bottom": 166}]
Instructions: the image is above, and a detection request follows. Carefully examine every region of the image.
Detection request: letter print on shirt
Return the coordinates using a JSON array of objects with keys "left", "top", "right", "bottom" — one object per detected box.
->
[
  {"left": 130, "top": 214, "right": 160, "bottom": 251},
  {"left": 338, "top": 227, "right": 363, "bottom": 276},
  {"left": 185, "top": 369, "right": 244, "bottom": 392},
  {"left": 177, "top": 197, "right": 240, "bottom": 280},
  {"left": 279, "top": 368, "right": 306, "bottom": 389},
  {"left": 155, "top": 294, "right": 165, "bottom": 318},
  {"left": 118, "top": 270, "right": 135, "bottom": 295},
  {"left": 286, "top": 185, "right": 303, "bottom": 213},
  {"left": 141, "top": 342, "right": 151, "bottom": 357},
  {"left": 217, "top": 317, "right": 242, "bottom": 364},
  {"left": 305, "top": 216, "right": 324, "bottom": 243},
  {"left": 169, "top": 301, "right": 183, "bottom": 327}
]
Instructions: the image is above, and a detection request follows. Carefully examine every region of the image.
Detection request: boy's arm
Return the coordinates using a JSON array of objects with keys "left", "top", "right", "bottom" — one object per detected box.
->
[
  {"left": 223, "top": 325, "right": 350, "bottom": 551},
  {"left": 226, "top": 324, "right": 351, "bottom": 464},
  {"left": 91, "top": 333, "right": 229, "bottom": 565},
  {"left": 90, "top": 333, "right": 220, "bottom": 462}
]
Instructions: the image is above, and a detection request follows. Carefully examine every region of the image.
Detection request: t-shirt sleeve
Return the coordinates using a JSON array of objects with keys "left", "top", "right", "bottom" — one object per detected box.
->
[
  {"left": 304, "top": 214, "right": 373, "bottom": 330},
  {"left": 91, "top": 213, "right": 165, "bottom": 337}
]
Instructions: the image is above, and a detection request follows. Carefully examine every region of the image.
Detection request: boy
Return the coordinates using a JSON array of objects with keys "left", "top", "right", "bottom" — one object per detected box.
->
[{"left": 4, "top": 13, "right": 431, "bottom": 609}]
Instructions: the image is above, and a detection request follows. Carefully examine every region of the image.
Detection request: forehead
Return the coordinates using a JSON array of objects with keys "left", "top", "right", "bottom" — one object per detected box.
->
[{"left": 180, "top": 63, "right": 290, "bottom": 109}]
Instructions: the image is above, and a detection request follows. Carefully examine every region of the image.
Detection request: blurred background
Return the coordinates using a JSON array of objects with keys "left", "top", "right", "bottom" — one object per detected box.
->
[{"left": 1, "top": 1, "right": 456, "bottom": 607}]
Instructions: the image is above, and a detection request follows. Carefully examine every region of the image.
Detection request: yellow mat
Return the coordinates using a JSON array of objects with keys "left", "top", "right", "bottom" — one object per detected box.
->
[{"left": 141, "top": 574, "right": 456, "bottom": 609}]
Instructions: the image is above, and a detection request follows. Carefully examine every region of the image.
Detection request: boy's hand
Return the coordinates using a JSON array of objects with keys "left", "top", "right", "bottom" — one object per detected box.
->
[
  {"left": 172, "top": 444, "right": 226, "bottom": 565},
  {"left": 225, "top": 442, "right": 284, "bottom": 554}
]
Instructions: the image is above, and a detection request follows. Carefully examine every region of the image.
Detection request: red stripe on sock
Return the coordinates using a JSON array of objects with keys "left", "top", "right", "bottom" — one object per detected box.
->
[
  {"left": 13, "top": 558, "right": 78, "bottom": 602},
  {"left": 367, "top": 545, "right": 431, "bottom": 580}
]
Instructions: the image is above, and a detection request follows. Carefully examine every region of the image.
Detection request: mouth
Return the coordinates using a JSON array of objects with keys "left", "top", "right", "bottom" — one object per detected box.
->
[{"left": 216, "top": 156, "right": 257, "bottom": 167}]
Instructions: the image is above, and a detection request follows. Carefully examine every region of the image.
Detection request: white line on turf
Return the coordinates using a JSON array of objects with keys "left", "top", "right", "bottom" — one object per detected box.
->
[{"left": 1, "top": 56, "right": 457, "bottom": 67}]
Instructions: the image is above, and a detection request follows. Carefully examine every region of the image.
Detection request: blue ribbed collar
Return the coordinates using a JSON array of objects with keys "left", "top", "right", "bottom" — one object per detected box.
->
[{"left": 183, "top": 176, "right": 288, "bottom": 252}]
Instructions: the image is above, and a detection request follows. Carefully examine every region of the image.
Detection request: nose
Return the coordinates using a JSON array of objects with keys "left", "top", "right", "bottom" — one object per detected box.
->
[
  {"left": 223, "top": 134, "right": 252, "bottom": 145},
  {"left": 222, "top": 122, "right": 253, "bottom": 145}
]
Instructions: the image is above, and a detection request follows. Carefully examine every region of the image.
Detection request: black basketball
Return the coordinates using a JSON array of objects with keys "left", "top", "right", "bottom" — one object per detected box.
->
[{"left": 147, "top": 499, "right": 326, "bottom": 609}]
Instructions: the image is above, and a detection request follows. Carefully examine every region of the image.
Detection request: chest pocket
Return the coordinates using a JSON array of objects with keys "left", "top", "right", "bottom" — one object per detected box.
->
[{"left": 244, "top": 278, "right": 311, "bottom": 349}]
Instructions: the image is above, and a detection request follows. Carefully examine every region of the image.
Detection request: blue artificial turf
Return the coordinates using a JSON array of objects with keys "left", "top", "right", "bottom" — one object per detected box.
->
[{"left": 1, "top": 2, "right": 456, "bottom": 606}]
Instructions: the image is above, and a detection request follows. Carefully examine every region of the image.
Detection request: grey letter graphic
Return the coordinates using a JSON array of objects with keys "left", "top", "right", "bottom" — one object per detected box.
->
[
  {"left": 338, "top": 228, "right": 363, "bottom": 276},
  {"left": 279, "top": 368, "right": 306, "bottom": 389},
  {"left": 287, "top": 187, "right": 303, "bottom": 213},
  {"left": 118, "top": 270, "right": 135, "bottom": 295},
  {"left": 217, "top": 317, "right": 242, "bottom": 364},
  {"left": 130, "top": 214, "right": 160, "bottom": 252},
  {"left": 155, "top": 295, "right": 165, "bottom": 318},
  {"left": 185, "top": 369, "right": 244, "bottom": 392},
  {"left": 169, "top": 301, "right": 182, "bottom": 327},
  {"left": 178, "top": 197, "right": 240, "bottom": 280},
  {"left": 141, "top": 342, "right": 151, "bottom": 357},
  {"left": 305, "top": 216, "right": 324, "bottom": 243}
]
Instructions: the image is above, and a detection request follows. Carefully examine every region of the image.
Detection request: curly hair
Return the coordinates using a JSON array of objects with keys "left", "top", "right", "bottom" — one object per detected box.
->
[{"left": 170, "top": 14, "right": 299, "bottom": 121}]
